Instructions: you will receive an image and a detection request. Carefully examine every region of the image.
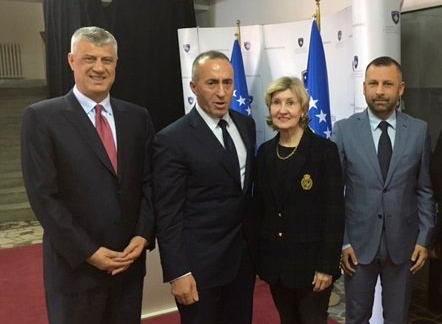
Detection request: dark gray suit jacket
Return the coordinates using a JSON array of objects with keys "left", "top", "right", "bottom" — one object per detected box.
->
[{"left": 21, "top": 90, "right": 155, "bottom": 293}]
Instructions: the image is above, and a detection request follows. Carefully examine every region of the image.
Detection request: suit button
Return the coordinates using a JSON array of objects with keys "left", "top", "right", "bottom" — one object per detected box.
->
[
  {"left": 383, "top": 189, "right": 388, "bottom": 193},
  {"left": 378, "top": 214, "right": 382, "bottom": 219},
  {"left": 278, "top": 212, "right": 282, "bottom": 217},
  {"left": 277, "top": 232, "right": 283, "bottom": 237}
]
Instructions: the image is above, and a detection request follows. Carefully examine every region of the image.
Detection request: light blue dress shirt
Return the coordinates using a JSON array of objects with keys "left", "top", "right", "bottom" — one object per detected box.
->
[{"left": 367, "top": 107, "right": 396, "bottom": 153}]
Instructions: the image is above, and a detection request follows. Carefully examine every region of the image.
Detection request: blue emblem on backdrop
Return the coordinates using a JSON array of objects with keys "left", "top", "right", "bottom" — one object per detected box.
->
[
  {"left": 338, "top": 30, "right": 342, "bottom": 41},
  {"left": 304, "top": 20, "right": 332, "bottom": 139},
  {"left": 298, "top": 37, "right": 304, "bottom": 47},
  {"left": 188, "top": 97, "right": 194, "bottom": 105},
  {"left": 244, "top": 41, "right": 251, "bottom": 51},
  {"left": 183, "top": 44, "right": 191, "bottom": 53},
  {"left": 302, "top": 70, "right": 308, "bottom": 85},
  {"left": 391, "top": 11, "right": 400, "bottom": 25},
  {"left": 352, "top": 55, "right": 359, "bottom": 71},
  {"left": 230, "top": 39, "right": 252, "bottom": 116}
]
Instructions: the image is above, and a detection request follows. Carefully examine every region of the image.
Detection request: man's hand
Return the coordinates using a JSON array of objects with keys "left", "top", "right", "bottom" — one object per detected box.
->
[
  {"left": 410, "top": 244, "right": 428, "bottom": 274},
  {"left": 171, "top": 274, "right": 199, "bottom": 305},
  {"left": 87, "top": 247, "right": 133, "bottom": 272},
  {"left": 312, "top": 271, "right": 332, "bottom": 292},
  {"left": 111, "top": 236, "right": 148, "bottom": 275},
  {"left": 341, "top": 247, "right": 358, "bottom": 276}
]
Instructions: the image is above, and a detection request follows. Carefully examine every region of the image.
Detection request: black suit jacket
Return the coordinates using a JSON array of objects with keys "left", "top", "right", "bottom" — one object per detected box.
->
[
  {"left": 153, "top": 107, "right": 256, "bottom": 289},
  {"left": 254, "top": 128, "right": 344, "bottom": 289},
  {"left": 21, "top": 90, "right": 155, "bottom": 293}
]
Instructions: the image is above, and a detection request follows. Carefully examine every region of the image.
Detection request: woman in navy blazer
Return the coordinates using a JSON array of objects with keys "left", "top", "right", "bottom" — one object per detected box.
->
[{"left": 254, "top": 77, "right": 345, "bottom": 324}]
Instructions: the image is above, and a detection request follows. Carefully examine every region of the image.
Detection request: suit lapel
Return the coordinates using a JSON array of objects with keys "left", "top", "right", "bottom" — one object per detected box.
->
[
  {"left": 230, "top": 111, "right": 253, "bottom": 191},
  {"left": 266, "top": 137, "right": 282, "bottom": 210},
  {"left": 62, "top": 91, "right": 117, "bottom": 177},
  {"left": 385, "top": 112, "right": 409, "bottom": 186},
  {"left": 188, "top": 108, "right": 241, "bottom": 187},
  {"left": 112, "top": 98, "right": 126, "bottom": 181},
  {"left": 358, "top": 110, "right": 383, "bottom": 184}
]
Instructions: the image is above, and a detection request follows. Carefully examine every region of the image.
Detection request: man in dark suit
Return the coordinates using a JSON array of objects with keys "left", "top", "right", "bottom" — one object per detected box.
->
[
  {"left": 21, "top": 26, "right": 155, "bottom": 324},
  {"left": 153, "top": 51, "right": 256, "bottom": 324},
  {"left": 332, "top": 56, "right": 435, "bottom": 324}
]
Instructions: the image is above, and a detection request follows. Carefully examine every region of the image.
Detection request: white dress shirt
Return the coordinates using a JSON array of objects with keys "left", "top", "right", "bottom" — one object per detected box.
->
[
  {"left": 195, "top": 104, "right": 247, "bottom": 189},
  {"left": 73, "top": 86, "right": 117, "bottom": 149}
]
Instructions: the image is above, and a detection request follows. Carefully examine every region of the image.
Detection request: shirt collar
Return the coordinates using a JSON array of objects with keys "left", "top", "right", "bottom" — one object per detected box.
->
[
  {"left": 367, "top": 107, "right": 396, "bottom": 131},
  {"left": 195, "top": 103, "right": 232, "bottom": 130},
  {"left": 73, "top": 85, "right": 112, "bottom": 115}
]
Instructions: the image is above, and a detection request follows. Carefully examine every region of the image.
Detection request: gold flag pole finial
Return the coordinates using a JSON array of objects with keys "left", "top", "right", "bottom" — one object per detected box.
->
[
  {"left": 314, "top": 0, "right": 321, "bottom": 32},
  {"left": 235, "top": 19, "right": 241, "bottom": 43}
]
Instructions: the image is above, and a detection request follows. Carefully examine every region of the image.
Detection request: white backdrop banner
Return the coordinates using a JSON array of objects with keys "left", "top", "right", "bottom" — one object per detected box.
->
[
  {"left": 170, "top": 3, "right": 402, "bottom": 323},
  {"left": 352, "top": 0, "right": 402, "bottom": 112},
  {"left": 178, "top": 7, "right": 354, "bottom": 146}
]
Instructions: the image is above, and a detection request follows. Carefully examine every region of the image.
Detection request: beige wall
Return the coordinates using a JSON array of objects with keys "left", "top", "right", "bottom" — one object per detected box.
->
[
  {"left": 197, "top": 0, "right": 352, "bottom": 27},
  {"left": 0, "top": 0, "right": 45, "bottom": 80},
  {"left": 142, "top": 248, "right": 177, "bottom": 318},
  {"left": 195, "top": 0, "right": 442, "bottom": 27}
]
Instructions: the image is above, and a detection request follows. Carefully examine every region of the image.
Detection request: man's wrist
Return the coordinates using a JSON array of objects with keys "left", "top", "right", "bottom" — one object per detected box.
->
[{"left": 170, "top": 272, "right": 192, "bottom": 283}]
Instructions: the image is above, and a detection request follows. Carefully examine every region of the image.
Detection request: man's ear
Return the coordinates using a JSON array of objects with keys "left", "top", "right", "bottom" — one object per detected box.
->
[
  {"left": 67, "top": 53, "right": 75, "bottom": 71},
  {"left": 190, "top": 80, "right": 197, "bottom": 95}
]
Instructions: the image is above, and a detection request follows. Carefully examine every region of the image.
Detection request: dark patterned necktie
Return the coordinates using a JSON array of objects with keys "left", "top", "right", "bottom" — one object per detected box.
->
[
  {"left": 95, "top": 104, "right": 117, "bottom": 173},
  {"left": 377, "top": 120, "right": 392, "bottom": 182},
  {"left": 218, "top": 119, "right": 240, "bottom": 181}
]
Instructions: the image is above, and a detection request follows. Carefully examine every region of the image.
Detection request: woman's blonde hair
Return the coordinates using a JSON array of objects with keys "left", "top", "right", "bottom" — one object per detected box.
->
[{"left": 264, "top": 76, "right": 310, "bottom": 130}]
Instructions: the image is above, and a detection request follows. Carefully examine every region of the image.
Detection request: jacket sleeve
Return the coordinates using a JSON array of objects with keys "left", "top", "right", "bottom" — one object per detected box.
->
[
  {"left": 21, "top": 106, "right": 98, "bottom": 269},
  {"left": 316, "top": 141, "right": 345, "bottom": 276},
  {"left": 135, "top": 109, "right": 156, "bottom": 249},
  {"left": 331, "top": 120, "right": 350, "bottom": 247},
  {"left": 153, "top": 131, "right": 190, "bottom": 282},
  {"left": 415, "top": 124, "right": 436, "bottom": 247}
]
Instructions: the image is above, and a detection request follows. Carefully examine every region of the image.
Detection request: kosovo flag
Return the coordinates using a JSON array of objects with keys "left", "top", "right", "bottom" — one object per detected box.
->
[
  {"left": 305, "top": 20, "right": 332, "bottom": 139},
  {"left": 230, "top": 40, "right": 251, "bottom": 116}
]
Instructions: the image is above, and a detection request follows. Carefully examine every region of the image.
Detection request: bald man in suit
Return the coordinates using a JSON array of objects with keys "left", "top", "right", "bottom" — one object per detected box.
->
[{"left": 153, "top": 51, "right": 256, "bottom": 324}]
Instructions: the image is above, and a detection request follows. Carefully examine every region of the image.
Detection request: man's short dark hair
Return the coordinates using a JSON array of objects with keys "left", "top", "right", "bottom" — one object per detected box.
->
[{"left": 365, "top": 56, "right": 403, "bottom": 79}]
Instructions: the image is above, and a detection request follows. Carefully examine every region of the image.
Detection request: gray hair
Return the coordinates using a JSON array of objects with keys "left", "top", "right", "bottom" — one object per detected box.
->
[
  {"left": 191, "top": 50, "right": 230, "bottom": 81},
  {"left": 71, "top": 26, "right": 118, "bottom": 55}
]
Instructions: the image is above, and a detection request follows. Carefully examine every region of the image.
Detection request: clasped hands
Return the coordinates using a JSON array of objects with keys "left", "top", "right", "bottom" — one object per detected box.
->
[{"left": 87, "top": 236, "right": 148, "bottom": 275}]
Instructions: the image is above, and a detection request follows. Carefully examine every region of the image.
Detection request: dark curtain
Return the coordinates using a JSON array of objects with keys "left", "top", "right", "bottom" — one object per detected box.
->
[{"left": 44, "top": 0, "right": 196, "bottom": 130}]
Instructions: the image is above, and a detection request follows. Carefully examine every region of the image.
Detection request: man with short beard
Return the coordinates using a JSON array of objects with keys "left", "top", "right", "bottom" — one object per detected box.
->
[{"left": 332, "top": 56, "right": 436, "bottom": 324}]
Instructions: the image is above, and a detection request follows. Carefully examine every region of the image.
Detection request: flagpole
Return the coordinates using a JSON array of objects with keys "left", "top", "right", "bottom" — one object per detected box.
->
[
  {"left": 235, "top": 19, "right": 241, "bottom": 43},
  {"left": 314, "top": 0, "right": 321, "bottom": 32}
]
